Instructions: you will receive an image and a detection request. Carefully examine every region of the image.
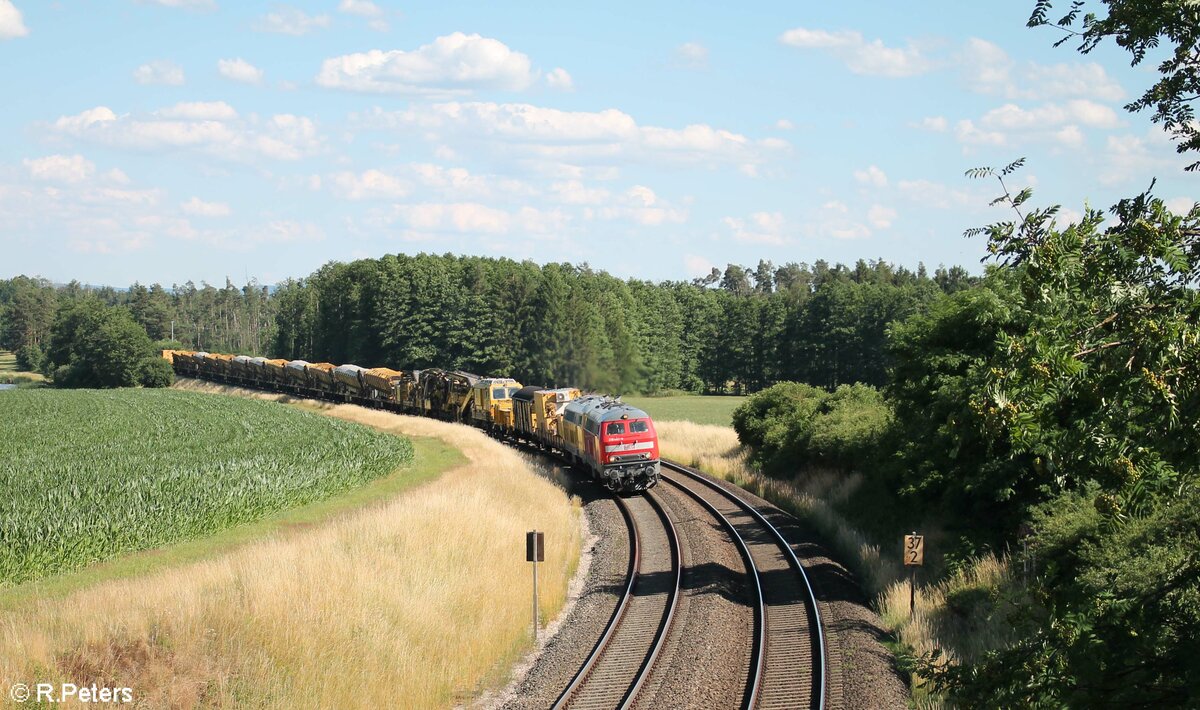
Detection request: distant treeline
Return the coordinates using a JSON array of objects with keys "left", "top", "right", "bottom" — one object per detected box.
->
[
  {"left": 269, "top": 254, "right": 974, "bottom": 393},
  {"left": 0, "top": 276, "right": 277, "bottom": 372},
  {"left": 1, "top": 256, "right": 972, "bottom": 394}
]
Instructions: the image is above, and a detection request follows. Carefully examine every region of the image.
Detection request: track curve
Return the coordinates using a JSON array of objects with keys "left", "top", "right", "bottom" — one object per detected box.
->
[
  {"left": 553, "top": 491, "right": 682, "bottom": 710},
  {"left": 660, "top": 459, "right": 827, "bottom": 710}
]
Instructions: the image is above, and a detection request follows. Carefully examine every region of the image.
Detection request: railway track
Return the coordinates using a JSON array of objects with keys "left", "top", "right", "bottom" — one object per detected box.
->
[
  {"left": 657, "top": 459, "right": 827, "bottom": 710},
  {"left": 553, "top": 491, "right": 681, "bottom": 709}
]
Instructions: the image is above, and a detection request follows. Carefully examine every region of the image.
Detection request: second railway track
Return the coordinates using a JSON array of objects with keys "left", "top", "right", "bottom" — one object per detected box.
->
[{"left": 553, "top": 459, "right": 827, "bottom": 710}]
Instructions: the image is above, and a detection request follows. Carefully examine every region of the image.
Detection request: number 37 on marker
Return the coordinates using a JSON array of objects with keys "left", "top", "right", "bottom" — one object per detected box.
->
[{"left": 904, "top": 534, "right": 924, "bottom": 566}]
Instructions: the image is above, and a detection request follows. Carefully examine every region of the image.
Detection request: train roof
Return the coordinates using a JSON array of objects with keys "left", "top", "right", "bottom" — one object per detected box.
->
[{"left": 512, "top": 385, "right": 545, "bottom": 402}]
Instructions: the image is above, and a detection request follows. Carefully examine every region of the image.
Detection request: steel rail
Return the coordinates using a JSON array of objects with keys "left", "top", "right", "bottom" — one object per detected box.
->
[
  {"left": 661, "top": 459, "right": 827, "bottom": 710},
  {"left": 552, "top": 491, "right": 681, "bottom": 710},
  {"left": 659, "top": 471, "right": 766, "bottom": 709}
]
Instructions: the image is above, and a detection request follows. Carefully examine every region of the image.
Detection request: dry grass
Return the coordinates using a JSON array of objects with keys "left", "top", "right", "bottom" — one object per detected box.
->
[
  {"left": 656, "top": 421, "right": 899, "bottom": 595},
  {"left": 0, "top": 382, "right": 581, "bottom": 709},
  {"left": 656, "top": 420, "right": 1014, "bottom": 706}
]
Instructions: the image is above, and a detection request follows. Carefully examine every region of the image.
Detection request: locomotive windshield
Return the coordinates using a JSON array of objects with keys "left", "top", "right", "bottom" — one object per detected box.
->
[
  {"left": 629, "top": 420, "right": 649, "bottom": 433},
  {"left": 492, "top": 387, "right": 517, "bottom": 399},
  {"left": 605, "top": 422, "right": 625, "bottom": 435}
]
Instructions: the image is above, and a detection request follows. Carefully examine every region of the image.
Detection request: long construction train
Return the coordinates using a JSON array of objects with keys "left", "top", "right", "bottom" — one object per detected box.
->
[{"left": 163, "top": 350, "right": 661, "bottom": 493}]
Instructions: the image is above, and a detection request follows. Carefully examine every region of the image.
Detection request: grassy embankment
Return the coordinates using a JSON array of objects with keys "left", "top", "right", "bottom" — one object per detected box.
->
[
  {"left": 0, "top": 383, "right": 581, "bottom": 708},
  {"left": 624, "top": 394, "right": 746, "bottom": 427},
  {"left": 0, "top": 351, "right": 44, "bottom": 386},
  {"left": 650, "top": 401, "right": 1009, "bottom": 707}
]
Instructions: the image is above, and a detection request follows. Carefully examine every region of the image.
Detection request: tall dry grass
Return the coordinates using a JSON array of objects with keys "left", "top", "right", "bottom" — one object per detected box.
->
[
  {"left": 655, "top": 420, "right": 1013, "bottom": 706},
  {"left": 656, "top": 420, "right": 899, "bottom": 595},
  {"left": 0, "top": 384, "right": 581, "bottom": 708}
]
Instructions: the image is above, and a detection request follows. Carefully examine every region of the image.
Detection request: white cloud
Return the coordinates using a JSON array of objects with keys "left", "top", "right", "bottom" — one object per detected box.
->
[
  {"left": 775, "top": 119, "right": 794, "bottom": 130},
  {"left": 316, "top": 33, "right": 536, "bottom": 95},
  {"left": 546, "top": 67, "right": 573, "bottom": 91},
  {"left": 0, "top": 0, "right": 28, "bottom": 39},
  {"left": 218, "top": 58, "right": 264, "bottom": 84},
  {"left": 248, "top": 220, "right": 324, "bottom": 244},
  {"left": 867, "top": 204, "right": 897, "bottom": 229},
  {"left": 551, "top": 180, "right": 609, "bottom": 205},
  {"left": 674, "top": 42, "right": 709, "bottom": 69},
  {"left": 916, "top": 116, "right": 948, "bottom": 132},
  {"left": 133, "top": 59, "right": 185, "bottom": 86},
  {"left": 854, "top": 165, "right": 888, "bottom": 187},
  {"left": 157, "top": 101, "right": 238, "bottom": 120},
  {"left": 897, "top": 179, "right": 975, "bottom": 210},
  {"left": 980, "top": 100, "right": 1121, "bottom": 131},
  {"left": 954, "top": 119, "right": 1006, "bottom": 146},
  {"left": 1055, "top": 124, "right": 1086, "bottom": 148},
  {"left": 684, "top": 254, "right": 714, "bottom": 278},
  {"left": 52, "top": 104, "right": 322, "bottom": 162},
  {"left": 358, "top": 101, "right": 789, "bottom": 170},
  {"left": 329, "top": 169, "right": 409, "bottom": 200},
  {"left": 961, "top": 37, "right": 1124, "bottom": 102},
  {"left": 138, "top": 0, "right": 215, "bottom": 8},
  {"left": 1164, "top": 197, "right": 1197, "bottom": 215},
  {"left": 24, "top": 154, "right": 95, "bottom": 183},
  {"left": 598, "top": 185, "right": 687, "bottom": 225},
  {"left": 779, "top": 27, "right": 931, "bottom": 77},
  {"left": 384, "top": 202, "right": 565, "bottom": 235},
  {"left": 255, "top": 6, "right": 330, "bottom": 35},
  {"left": 328, "top": 163, "right": 535, "bottom": 203},
  {"left": 338, "top": 0, "right": 389, "bottom": 31},
  {"left": 338, "top": 0, "right": 381, "bottom": 16},
  {"left": 180, "top": 196, "right": 231, "bottom": 217},
  {"left": 724, "top": 211, "right": 787, "bottom": 245}
]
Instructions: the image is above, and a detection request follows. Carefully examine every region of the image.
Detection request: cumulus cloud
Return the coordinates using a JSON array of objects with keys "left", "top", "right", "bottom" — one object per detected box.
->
[
  {"left": 916, "top": 116, "right": 948, "bottom": 132},
  {"left": 133, "top": 60, "right": 185, "bottom": 86},
  {"left": 674, "top": 42, "right": 709, "bottom": 69},
  {"left": 550, "top": 179, "right": 610, "bottom": 205},
  {"left": 157, "top": 101, "right": 238, "bottom": 120},
  {"left": 867, "top": 204, "right": 896, "bottom": 229},
  {"left": 338, "top": 0, "right": 381, "bottom": 16},
  {"left": 775, "top": 119, "right": 794, "bottom": 130},
  {"left": 338, "top": 0, "right": 389, "bottom": 31},
  {"left": 254, "top": 5, "right": 330, "bottom": 35},
  {"left": 180, "top": 196, "right": 231, "bottom": 217},
  {"left": 316, "top": 33, "right": 537, "bottom": 95},
  {"left": 980, "top": 100, "right": 1120, "bottom": 131},
  {"left": 379, "top": 202, "right": 568, "bottom": 236},
  {"left": 137, "top": 0, "right": 216, "bottom": 9},
  {"left": 0, "top": 0, "right": 28, "bottom": 39},
  {"left": 546, "top": 67, "right": 573, "bottom": 91},
  {"left": 779, "top": 27, "right": 931, "bottom": 77},
  {"left": 328, "top": 163, "right": 534, "bottom": 202},
  {"left": 218, "top": 58, "right": 264, "bottom": 84},
  {"left": 596, "top": 185, "right": 687, "bottom": 226},
  {"left": 52, "top": 103, "right": 322, "bottom": 162},
  {"left": 24, "top": 154, "right": 95, "bottom": 183},
  {"left": 357, "top": 101, "right": 789, "bottom": 170},
  {"left": 854, "top": 165, "right": 888, "bottom": 187},
  {"left": 724, "top": 211, "right": 788, "bottom": 245},
  {"left": 960, "top": 37, "right": 1124, "bottom": 102}
]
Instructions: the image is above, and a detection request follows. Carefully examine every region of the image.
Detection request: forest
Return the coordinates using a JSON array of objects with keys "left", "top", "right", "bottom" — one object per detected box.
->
[{"left": 0, "top": 257, "right": 973, "bottom": 396}]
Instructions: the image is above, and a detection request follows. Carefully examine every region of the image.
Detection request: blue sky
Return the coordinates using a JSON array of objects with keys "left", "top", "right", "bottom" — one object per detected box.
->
[{"left": 0, "top": 1, "right": 1194, "bottom": 287}]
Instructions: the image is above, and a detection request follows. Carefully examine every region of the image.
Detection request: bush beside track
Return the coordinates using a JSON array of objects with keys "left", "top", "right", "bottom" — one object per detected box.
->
[{"left": 0, "top": 388, "right": 413, "bottom": 586}]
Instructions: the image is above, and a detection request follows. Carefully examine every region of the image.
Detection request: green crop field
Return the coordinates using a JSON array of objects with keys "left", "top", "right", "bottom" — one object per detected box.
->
[
  {"left": 624, "top": 394, "right": 748, "bottom": 427},
  {"left": 0, "top": 388, "right": 413, "bottom": 586}
]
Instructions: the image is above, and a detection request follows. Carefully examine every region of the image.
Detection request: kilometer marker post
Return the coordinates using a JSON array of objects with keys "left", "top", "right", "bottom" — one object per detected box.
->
[{"left": 904, "top": 532, "right": 924, "bottom": 619}]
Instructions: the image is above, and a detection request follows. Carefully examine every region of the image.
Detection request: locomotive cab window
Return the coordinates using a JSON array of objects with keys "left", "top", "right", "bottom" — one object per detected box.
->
[
  {"left": 605, "top": 422, "right": 626, "bottom": 435},
  {"left": 629, "top": 420, "right": 649, "bottom": 433}
]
